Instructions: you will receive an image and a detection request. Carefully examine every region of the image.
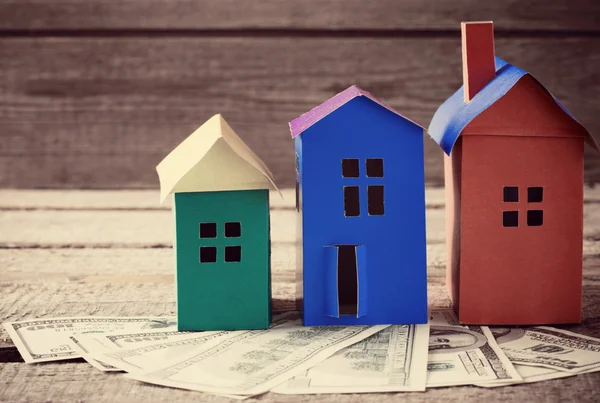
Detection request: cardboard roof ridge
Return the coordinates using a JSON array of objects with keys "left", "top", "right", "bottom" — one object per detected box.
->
[
  {"left": 289, "top": 85, "right": 425, "bottom": 138},
  {"left": 156, "top": 114, "right": 279, "bottom": 203},
  {"left": 217, "top": 116, "right": 280, "bottom": 195},
  {"left": 428, "top": 57, "right": 600, "bottom": 155}
]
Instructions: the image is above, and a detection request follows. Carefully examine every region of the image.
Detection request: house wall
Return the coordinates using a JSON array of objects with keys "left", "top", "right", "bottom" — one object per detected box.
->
[
  {"left": 174, "top": 189, "right": 271, "bottom": 330},
  {"left": 299, "top": 96, "right": 427, "bottom": 325},
  {"left": 294, "top": 136, "right": 304, "bottom": 312},
  {"left": 458, "top": 136, "right": 584, "bottom": 324},
  {"left": 444, "top": 138, "right": 462, "bottom": 312}
]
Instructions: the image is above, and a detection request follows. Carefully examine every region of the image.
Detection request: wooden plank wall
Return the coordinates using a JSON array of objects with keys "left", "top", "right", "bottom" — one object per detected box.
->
[{"left": 0, "top": 0, "right": 599, "bottom": 189}]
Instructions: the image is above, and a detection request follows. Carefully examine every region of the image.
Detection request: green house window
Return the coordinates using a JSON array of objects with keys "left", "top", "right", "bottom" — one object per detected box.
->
[
  {"left": 225, "top": 222, "right": 241, "bottom": 238},
  {"left": 199, "top": 222, "right": 243, "bottom": 263},
  {"left": 225, "top": 246, "right": 242, "bottom": 262},
  {"left": 199, "top": 222, "right": 217, "bottom": 238},
  {"left": 200, "top": 246, "right": 217, "bottom": 263}
]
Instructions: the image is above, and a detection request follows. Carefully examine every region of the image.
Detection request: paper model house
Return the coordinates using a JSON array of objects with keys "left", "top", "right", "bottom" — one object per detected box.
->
[
  {"left": 291, "top": 86, "right": 428, "bottom": 326},
  {"left": 429, "top": 22, "right": 599, "bottom": 325},
  {"left": 156, "top": 114, "right": 279, "bottom": 331}
]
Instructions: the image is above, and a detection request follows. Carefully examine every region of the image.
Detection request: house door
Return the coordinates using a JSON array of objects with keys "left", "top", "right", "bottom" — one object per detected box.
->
[{"left": 324, "top": 245, "right": 367, "bottom": 318}]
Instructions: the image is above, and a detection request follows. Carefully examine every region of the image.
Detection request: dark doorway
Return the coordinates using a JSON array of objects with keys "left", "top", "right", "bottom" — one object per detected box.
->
[{"left": 337, "top": 245, "right": 358, "bottom": 315}]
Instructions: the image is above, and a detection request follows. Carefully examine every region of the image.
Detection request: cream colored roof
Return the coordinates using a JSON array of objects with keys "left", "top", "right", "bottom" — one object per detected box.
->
[{"left": 156, "top": 114, "right": 279, "bottom": 203}]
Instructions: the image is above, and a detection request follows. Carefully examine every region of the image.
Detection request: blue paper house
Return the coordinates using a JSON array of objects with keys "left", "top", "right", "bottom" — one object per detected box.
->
[{"left": 291, "top": 86, "right": 428, "bottom": 326}]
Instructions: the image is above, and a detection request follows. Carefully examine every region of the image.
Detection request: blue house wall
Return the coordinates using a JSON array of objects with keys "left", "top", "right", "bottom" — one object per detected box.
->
[{"left": 297, "top": 96, "right": 428, "bottom": 326}]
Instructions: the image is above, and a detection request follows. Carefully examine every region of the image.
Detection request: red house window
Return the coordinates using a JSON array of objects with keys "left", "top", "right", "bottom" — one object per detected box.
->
[{"left": 502, "top": 187, "right": 544, "bottom": 227}]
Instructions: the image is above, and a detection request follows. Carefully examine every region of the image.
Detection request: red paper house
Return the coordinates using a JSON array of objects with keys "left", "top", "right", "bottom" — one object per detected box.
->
[{"left": 429, "top": 22, "right": 599, "bottom": 325}]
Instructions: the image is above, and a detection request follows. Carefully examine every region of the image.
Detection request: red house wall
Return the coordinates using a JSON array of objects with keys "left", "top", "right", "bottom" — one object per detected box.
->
[
  {"left": 457, "top": 135, "right": 584, "bottom": 324},
  {"left": 444, "top": 138, "right": 462, "bottom": 311}
]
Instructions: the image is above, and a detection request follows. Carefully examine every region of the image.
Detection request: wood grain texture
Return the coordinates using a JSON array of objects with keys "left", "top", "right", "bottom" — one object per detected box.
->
[
  {"left": 0, "top": 0, "right": 599, "bottom": 31},
  {"left": 0, "top": 189, "right": 298, "bottom": 210},
  {"left": 1, "top": 36, "right": 599, "bottom": 188}
]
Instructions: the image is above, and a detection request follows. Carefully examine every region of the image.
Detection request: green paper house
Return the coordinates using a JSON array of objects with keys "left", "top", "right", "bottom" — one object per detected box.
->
[{"left": 156, "top": 114, "right": 279, "bottom": 331}]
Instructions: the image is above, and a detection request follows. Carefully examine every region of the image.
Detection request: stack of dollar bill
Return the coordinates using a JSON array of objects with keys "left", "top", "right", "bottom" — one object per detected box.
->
[{"left": 4, "top": 309, "right": 600, "bottom": 398}]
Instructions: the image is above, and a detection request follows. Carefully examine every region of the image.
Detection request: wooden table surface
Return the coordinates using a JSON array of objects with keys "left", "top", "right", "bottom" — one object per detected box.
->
[{"left": 1, "top": 188, "right": 599, "bottom": 402}]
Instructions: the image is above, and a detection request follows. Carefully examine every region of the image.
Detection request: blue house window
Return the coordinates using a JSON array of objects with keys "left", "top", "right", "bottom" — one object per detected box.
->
[
  {"left": 368, "top": 185, "right": 384, "bottom": 215},
  {"left": 366, "top": 158, "right": 384, "bottom": 177},
  {"left": 342, "top": 159, "right": 360, "bottom": 178},
  {"left": 343, "top": 186, "right": 360, "bottom": 217},
  {"left": 342, "top": 158, "right": 385, "bottom": 217}
]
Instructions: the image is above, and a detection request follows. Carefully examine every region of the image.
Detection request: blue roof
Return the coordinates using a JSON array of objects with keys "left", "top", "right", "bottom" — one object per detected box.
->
[{"left": 428, "top": 57, "right": 593, "bottom": 155}]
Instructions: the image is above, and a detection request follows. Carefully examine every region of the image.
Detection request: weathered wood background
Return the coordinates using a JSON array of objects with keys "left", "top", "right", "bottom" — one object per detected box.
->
[{"left": 1, "top": 0, "right": 599, "bottom": 189}]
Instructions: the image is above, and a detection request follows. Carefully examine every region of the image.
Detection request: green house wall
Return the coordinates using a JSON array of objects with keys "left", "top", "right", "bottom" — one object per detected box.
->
[{"left": 173, "top": 189, "right": 271, "bottom": 331}]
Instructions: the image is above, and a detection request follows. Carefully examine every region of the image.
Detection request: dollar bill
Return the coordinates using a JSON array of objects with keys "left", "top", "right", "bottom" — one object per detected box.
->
[
  {"left": 487, "top": 326, "right": 600, "bottom": 374},
  {"left": 427, "top": 309, "right": 522, "bottom": 387},
  {"left": 271, "top": 324, "right": 430, "bottom": 394},
  {"left": 91, "top": 331, "right": 235, "bottom": 373},
  {"left": 70, "top": 334, "right": 120, "bottom": 372},
  {"left": 71, "top": 330, "right": 193, "bottom": 372},
  {"left": 2, "top": 316, "right": 177, "bottom": 363},
  {"left": 74, "top": 329, "right": 192, "bottom": 354},
  {"left": 90, "top": 312, "right": 298, "bottom": 373},
  {"left": 126, "top": 320, "right": 389, "bottom": 396},
  {"left": 475, "top": 364, "right": 574, "bottom": 387}
]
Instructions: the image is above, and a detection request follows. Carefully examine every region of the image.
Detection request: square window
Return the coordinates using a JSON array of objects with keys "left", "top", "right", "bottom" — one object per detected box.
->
[
  {"left": 342, "top": 159, "right": 359, "bottom": 178},
  {"left": 200, "top": 246, "right": 217, "bottom": 263},
  {"left": 225, "top": 246, "right": 241, "bottom": 262},
  {"left": 503, "top": 211, "right": 518, "bottom": 227},
  {"left": 528, "top": 187, "right": 543, "bottom": 203},
  {"left": 199, "top": 223, "right": 217, "bottom": 238},
  {"left": 503, "top": 187, "right": 519, "bottom": 203},
  {"left": 527, "top": 210, "right": 543, "bottom": 226},
  {"left": 366, "top": 158, "right": 384, "bottom": 177},
  {"left": 343, "top": 186, "right": 360, "bottom": 217},
  {"left": 225, "top": 222, "right": 241, "bottom": 238},
  {"left": 367, "top": 185, "right": 384, "bottom": 215}
]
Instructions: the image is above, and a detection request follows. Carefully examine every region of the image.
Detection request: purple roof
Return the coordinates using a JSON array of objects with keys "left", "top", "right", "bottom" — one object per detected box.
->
[{"left": 289, "top": 85, "right": 424, "bottom": 138}]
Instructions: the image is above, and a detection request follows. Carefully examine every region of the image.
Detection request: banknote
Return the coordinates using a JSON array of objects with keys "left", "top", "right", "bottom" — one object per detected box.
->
[
  {"left": 90, "top": 312, "right": 298, "bottom": 373},
  {"left": 127, "top": 320, "right": 389, "bottom": 396},
  {"left": 427, "top": 309, "right": 522, "bottom": 387},
  {"left": 475, "top": 364, "right": 574, "bottom": 387},
  {"left": 70, "top": 334, "right": 120, "bottom": 372},
  {"left": 74, "top": 328, "right": 192, "bottom": 354},
  {"left": 3, "top": 316, "right": 177, "bottom": 363},
  {"left": 71, "top": 330, "right": 193, "bottom": 371},
  {"left": 91, "top": 331, "right": 235, "bottom": 373},
  {"left": 272, "top": 324, "right": 430, "bottom": 394},
  {"left": 487, "top": 326, "right": 600, "bottom": 374}
]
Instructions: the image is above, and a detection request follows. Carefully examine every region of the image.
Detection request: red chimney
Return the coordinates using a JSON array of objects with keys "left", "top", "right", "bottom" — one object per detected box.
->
[{"left": 461, "top": 21, "right": 496, "bottom": 102}]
